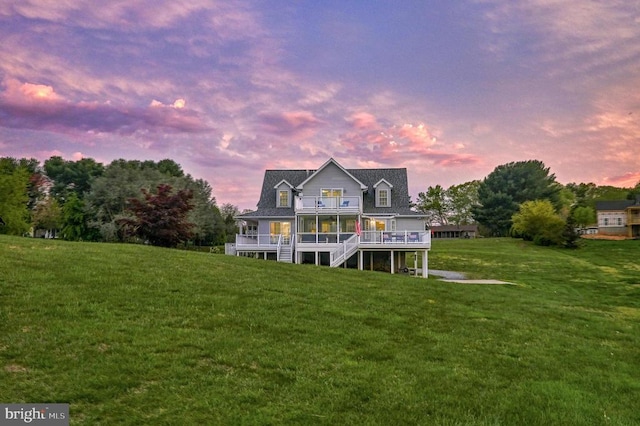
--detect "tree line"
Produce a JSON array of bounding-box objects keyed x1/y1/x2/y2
[
  {"x1": 416, "y1": 160, "x2": 640, "y2": 247},
  {"x1": 3, "y1": 156, "x2": 637, "y2": 249},
  {"x1": 0, "y1": 156, "x2": 241, "y2": 247}
]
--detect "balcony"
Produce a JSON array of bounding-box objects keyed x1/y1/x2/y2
[
  {"x1": 628, "y1": 212, "x2": 640, "y2": 225},
  {"x1": 295, "y1": 196, "x2": 360, "y2": 213}
]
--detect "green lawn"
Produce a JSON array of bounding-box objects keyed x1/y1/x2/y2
[{"x1": 1, "y1": 236, "x2": 638, "y2": 425}]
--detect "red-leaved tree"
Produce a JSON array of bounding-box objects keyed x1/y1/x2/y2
[{"x1": 122, "y1": 184, "x2": 194, "y2": 247}]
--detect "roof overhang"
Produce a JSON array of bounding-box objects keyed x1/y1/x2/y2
[{"x1": 373, "y1": 178, "x2": 394, "y2": 189}]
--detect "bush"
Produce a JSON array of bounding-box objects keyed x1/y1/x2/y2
[{"x1": 511, "y1": 200, "x2": 565, "y2": 246}]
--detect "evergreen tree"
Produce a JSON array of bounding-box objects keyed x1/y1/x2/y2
[{"x1": 473, "y1": 160, "x2": 560, "y2": 236}]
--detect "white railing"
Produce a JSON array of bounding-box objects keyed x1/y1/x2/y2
[
  {"x1": 236, "y1": 234, "x2": 283, "y2": 247},
  {"x1": 330, "y1": 234, "x2": 359, "y2": 267},
  {"x1": 297, "y1": 232, "x2": 355, "y2": 244},
  {"x1": 360, "y1": 230, "x2": 431, "y2": 246},
  {"x1": 275, "y1": 234, "x2": 283, "y2": 261},
  {"x1": 295, "y1": 196, "x2": 360, "y2": 211}
]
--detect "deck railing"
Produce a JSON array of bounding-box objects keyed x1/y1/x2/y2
[
  {"x1": 297, "y1": 232, "x2": 356, "y2": 244},
  {"x1": 236, "y1": 234, "x2": 283, "y2": 247},
  {"x1": 330, "y1": 234, "x2": 360, "y2": 267},
  {"x1": 295, "y1": 196, "x2": 360, "y2": 212},
  {"x1": 359, "y1": 230, "x2": 431, "y2": 245},
  {"x1": 237, "y1": 231, "x2": 431, "y2": 250}
]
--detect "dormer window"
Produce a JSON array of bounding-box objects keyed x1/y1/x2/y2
[
  {"x1": 373, "y1": 178, "x2": 393, "y2": 207},
  {"x1": 377, "y1": 189, "x2": 390, "y2": 207},
  {"x1": 278, "y1": 189, "x2": 290, "y2": 207},
  {"x1": 274, "y1": 180, "x2": 293, "y2": 208}
]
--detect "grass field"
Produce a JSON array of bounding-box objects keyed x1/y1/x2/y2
[{"x1": 1, "y1": 236, "x2": 639, "y2": 425}]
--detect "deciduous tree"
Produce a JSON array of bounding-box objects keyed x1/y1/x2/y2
[
  {"x1": 121, "y1": 184, "x2": 194, "y2": 248},
  {"x1": 572, "y1": 206, "x2": 596, "y2": 229},
  {"x1": 0, "y1": 158, "x2": 31, "y2": 235},
  {"x1": 415, "y1": 185, "x2": 450, "y2": 226},
  {"x1": 32, "y1": 197, "x2": 62, "y2": 236},
  {"x1": 511, "y1": 200, "x2": 564, "y2": 246}
]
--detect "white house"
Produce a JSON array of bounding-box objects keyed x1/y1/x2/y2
[{"x1": 227, "y1": 158, "x2": 431, "y2": 277}]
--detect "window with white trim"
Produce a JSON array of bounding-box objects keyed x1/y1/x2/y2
[
  {"x1": 376, "y1": 189, "x2": 390, "y2": 207},
  {"x1": 277, "y1": 189, "x2": 290, "y2": 207}
]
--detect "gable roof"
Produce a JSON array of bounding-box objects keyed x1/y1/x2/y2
[
  {"x1": 273, "y1": 179, "x2": 294, "y2": 189},
  {"x1": 238, "y1": 162, "x2": 419, "y2": 218},
  {"x1": 296, "y1": 158, "x2": 367, "y2": 190},
  {"x1": 373, "y1": 178, "x2": 394, "y2": 189}
]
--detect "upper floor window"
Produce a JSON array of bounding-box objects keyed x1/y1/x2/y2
[
  {"x1": 617, "y1": 217, "x2": 623, "y2": 226},
  {"x1": 321, "y1": 188, "x2": 343, "y2": 198},
  {"x1": 377, "y1": 189, "x2": 390, "y2": 207},
  {"x1": 278, "y1": 190, "x2": 290, "y2": 207},
  {"x1": 373, "y1": 178, "x2": 393, "y2": 207}
]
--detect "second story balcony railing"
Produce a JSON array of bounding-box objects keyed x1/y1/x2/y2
[{"x1": 295, "y1": 196, "x2": 360, "y2": 212}]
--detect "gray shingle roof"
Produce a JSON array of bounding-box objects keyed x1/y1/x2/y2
[
  {"x1": 238, "y1": 166, "x2": 420, "y2": 218},
  {"x1": 595, "y1": 200, "x2": 635, "y2": 211}
]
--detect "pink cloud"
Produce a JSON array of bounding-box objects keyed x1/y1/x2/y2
[
  {"x1": 347, "y1": 112, "x2": 379, "y2": 130},
  {"x1": 0, "y1": 79, "x2": 212, "y2": 136},
  {"x1": 259, "y1": 110, "x2": 325, "y2": 139},
  {"x1": 604, "y1": 172, "x2": 640, "y2": 188},
  {"x1": 336, "y1": 120, "x2": 479, "y2": 167},
  {"x1": 3, "y1": 79, "x2": 64, "y2": 103}
]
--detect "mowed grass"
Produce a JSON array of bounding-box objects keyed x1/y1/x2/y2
[{"x1": 1, "y1": 236, "x2": 639, "y2": 425}]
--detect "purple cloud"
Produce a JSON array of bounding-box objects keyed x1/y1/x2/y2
[
  {"x1": 258, "y1": 110, "x2": 325, "y2": 139},
  {"x1": 0, "y1": 79, "x2": 211, "y2": 136}
]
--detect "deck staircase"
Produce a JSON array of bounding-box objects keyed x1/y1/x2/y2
[
  {"x1": 278, "y1": 243, "x2": 293, "y2": 263},
  {"x1": 330, "y1": 234, "x2": 359, "y2": 267}
]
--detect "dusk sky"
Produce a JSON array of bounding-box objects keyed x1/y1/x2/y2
[{"x1": 1, "y1": 1, "x2": 639, "y2": 210}]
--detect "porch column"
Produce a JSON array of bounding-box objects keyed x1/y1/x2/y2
[
  {"x1": 422, "y1": 250, "x2": 428, "y2": 278},
  {"x1": 359, "y1": 250, "x2": 364, "y2": 271},
  {"x1": 390, "y1": 250, "x2": 395, "y2": 274}
]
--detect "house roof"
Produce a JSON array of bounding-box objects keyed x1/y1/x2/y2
[
  {"x1": 238, "y1": 162, "x2": 419, "y2": 218},
  {"x1": 595, "y1": 200, "x2": 636, "y2": 211}
]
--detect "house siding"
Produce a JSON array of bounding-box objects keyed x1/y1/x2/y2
[
  {"x1": 395, "y1": 217, "x2": 425, "y2": 231},
  {"x1": 299, "y1": 162, "x2": 362, "y2": 197}
]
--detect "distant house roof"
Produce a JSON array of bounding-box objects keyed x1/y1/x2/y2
[
  {"x1": 595, "y1": 200, "x2": 636, "y2": 211},
  {"x1": 238, "y1": 163, "x2": 419, "y2": 218}
]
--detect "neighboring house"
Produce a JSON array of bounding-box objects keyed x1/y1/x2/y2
[
  {"x1": 430, "y1": 224, "x2": 478, "y2": 239},
  {"x1": 595, "y1": 196, "x2": 640, "y2": 238},
  {"x1": 227, "y1": 158, "x2": 431, "y2": 277}
]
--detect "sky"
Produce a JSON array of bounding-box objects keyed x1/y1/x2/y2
[{"x1": 1, "y1": 0, "x2": 639, "y2": 210}]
